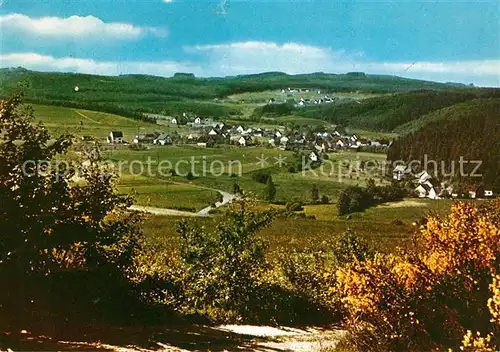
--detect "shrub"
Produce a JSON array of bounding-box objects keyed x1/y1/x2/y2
[
  {"x1": 0, "y1": 95, "x2": 140, "y2": 275},
  {"x1": 232, "y1": 182, "x2": 241, "y2": 194},
  {"x1": 321, "y1": 195, "x2": 330, "y2": 204},
  {"x1": 337, "y1": 182, "x2": 407, "y2": 215},
  {"x1": 252, "y1": 170, "x2": 271, "y2": 184},
  {"x1": 165, "y1": 201, "x2": 276, "y2": 322},
  {"x1": 336, "y1": 201, "x2": 500, "y2": 351},
  {"x1": 331, "y1": 230, "x2": 374, "y2": 267},
  {"x1": 311, "y1": 184, "x2": 320, "y2": 204},
  {"x1": 391, "y1": 219, "x2": 405, "y2": 226},
  {"x1": 286, "y1": 201, "x2": 304, "y2": 212},
  {"x1": 186, "y1": 171, "x2": 195, "y2": 180},
  {"x1": 337, "y1": 186, "x2": 373, "y2": 215},
  {"x1": 265, "y1": 176, "x2": 276, "y2": 202},
  {"x1": 279, "y1": 231, "x2": 373, "y2": 320}
]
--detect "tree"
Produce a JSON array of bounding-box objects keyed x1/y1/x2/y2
[
  {"x1": 216, "y1": 192, "x2": 224, "y2": 204},
  {"x1": 265, "y1": 176, "x2": 277, "y2": 202},
  {"x1": 174, "y1": 201, "x2": 275, "y2": 317},
  {"x1": 0, "y1": 95, "x2": 140, "y2": 274},
  {"x1": 232, "y1": 182, "x2": 241, "y2": 194},
  {"x1": 311, "y1": 184, "x2": 320, "y2": 204}
]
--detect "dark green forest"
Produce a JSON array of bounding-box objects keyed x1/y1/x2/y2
[
  {"x1": 0, "y1": 68, "x2": 470, "y2": 118},
  {"x1": 298, "y1": 89, "x2": 500, "y2": 132},
  {"x1": 387, "y1": 98, "x2": 500, "y2": 190}
]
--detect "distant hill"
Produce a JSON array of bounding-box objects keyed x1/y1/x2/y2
[
  {"x1": 0, "y1": 67, "x2": 469, "y2": 117},
  {"x1": 387, "y1": 98, "x2": 500, "y2": 190},
  {"x1": 298, "y1": 89, "x2": 500, "y2": 132}
]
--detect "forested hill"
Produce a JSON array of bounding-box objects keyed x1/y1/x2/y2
[
  {"x1": 387, "y1": 98, "x2": 500, "y2": 190},
  {"x1": 0, "y1": 68, "x2": 470, "y2": 114},
  {"x1": 297, "y1": 89, "x2": 500, "y2": 132},
  {"x1": 0, "y1": 68, "x2": 462, "y2": 101}
]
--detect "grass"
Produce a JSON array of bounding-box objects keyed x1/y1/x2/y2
[
  {"x1": 117, "y1": 183, "x2": 218, "y2": 211},
  {"x1": 140, "y1": 199, "x2": 460, "y2": 259},
  {"x1": 271, "y1": 115, "x2": 331, "y2": 127},
  {"x1": 140, "y1": 198, "x2": 482, "y2": 265},
  {"x1": 104, "y1": 145, "x2": 390, "y2": 208},
  {"x1": 31, "y1": 104, "x2": 154, "y2": 140},
  {"x1": 303, "y1": 198, "x2": 453, "y2": 222}
]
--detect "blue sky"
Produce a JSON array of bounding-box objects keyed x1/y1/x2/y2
[{"x1": 1, "y1": 0, "x2": 499, "y2": 86}]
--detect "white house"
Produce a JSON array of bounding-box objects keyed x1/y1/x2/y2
[
  {"x1": 393, "y1": 165, "x2": 408, "y2": 181},
  {"x1": 275, "y1": 131, "x2": 282, "y2": 138},
  {"x1": 197, "y1": 142, "x2": 207, "y2": 148},
  {"x1": 335, "y1": 139, "x2": 346, "y2": 148},
  {"x1": 208, "y1": 129, "x2": 218, "y2": 136},
  {"x1": 107, "y1": 131, "x2": 124, "y2": 144},
  {"x1": 416, "y1": 171, "x2": 432, "y2": 184},
  {"x1": 253, "y1": 128, "x2": 263, "y2": 137},
  {"x1": 154, "y1": 133, "x2": 172, "y2": 146},
  {"x1": 170, "y1": 117, "x2": 178, "y2": 125},
  {"x1": 415, "y1": 182, "x2": 438, "y2": 199},
  {"x1": 309, "y1": 151, "x2": 319, "y2": 162},
  {"x1": 236, "y1": 125, "x2": 245, "y2": 134},
  {"x1": 268, "y1": 138, "x2": 276, "y2": 146},
  {"x1": 194, "y1": 117, "x2": 202, "y2": 125},
  {"x1": 280, "y1": 136, "x2": 289, "y2": 145},
  {"x1": 238, "y1": 136, "x2": 252, "y2": 147}
]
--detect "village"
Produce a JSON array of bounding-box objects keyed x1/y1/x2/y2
[{"x1": 98, "y1": 111, "x2": 495, "y2": 203}]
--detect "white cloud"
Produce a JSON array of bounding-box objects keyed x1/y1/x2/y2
[
  {"x1": 0, "y1": 13, "x2": 167, "y2": 40},
  {"x1": 188, "y1": 42, "x2": 346, "y2": 75},
  {"x1": 163, "y1": 0, "x2": 173, "y2": 3},
  {"x1": 187, "y1": 41, "x2": 500, "y2": 86},
  {"x1": 0, "y1": 53, "x2": 201, "y2": 77}
]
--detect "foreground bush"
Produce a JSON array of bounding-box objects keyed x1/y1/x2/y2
[
  {"x1": 158, "y1": 201, "x2": 276, "y2": 321},
  {"x1": 279, "y1": 231, "x2": 374, "y2": 320},
  {"x1": 337, "y1": 201, "x2": 500, "y2": 351},
  {"x1": 0, "y1": 95, "x2": 140, "y2": 274},
  {"x1": 0, "y1": 95, "x2": 144, "y2": 331}
]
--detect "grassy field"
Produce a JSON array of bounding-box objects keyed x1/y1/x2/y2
[
  {"x1": 31, "y1": 104, "x2": 202, "y2": 141},
  {"x1": 31, "y1": 104, "x2": 154, "y2": 140},
  {"x1": 139, "y1": 198, "x2": 461, "y2": 259},
  {"x1": 104, "y1": 144, "x2": 389, "y2": 206},
  {"x1": 30, "y1": 104, "x2": 390, "y2": 210},
  {"x1": 117, "y1": 182, "x2": 218, "y2": 211}
]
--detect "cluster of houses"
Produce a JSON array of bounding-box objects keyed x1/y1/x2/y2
[
  {"x1": 105, "y1": 123, "x2": 389, "y2": 156},
  {"x1": 295, "y1": 96, "x2": 337, "y2": 107},
  {"x1": 393, "y1": 166, "x2": 495, "y2": 200},
  {"x1": 106, "y1": 131, "x2": 172, "y2": 146},
  {"x1": 276, "y1": 88, "x2": 338, "y2": 107}
]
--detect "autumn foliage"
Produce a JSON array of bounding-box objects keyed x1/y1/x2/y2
[{"x1": 337, "y1": 201, "x2": 500, "y2": 351}]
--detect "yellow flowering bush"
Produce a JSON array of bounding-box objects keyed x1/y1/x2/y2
[
  {"x1": 489, "y1": 275, "x2": 500, "y2": 325},
  {"x1": 337, "y1": 201, "x2": 500, "y2": 351}
]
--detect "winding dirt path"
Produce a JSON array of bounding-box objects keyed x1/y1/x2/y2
[{"x1": 128, "y1": 183, "x2": 239, "y2": 217}]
